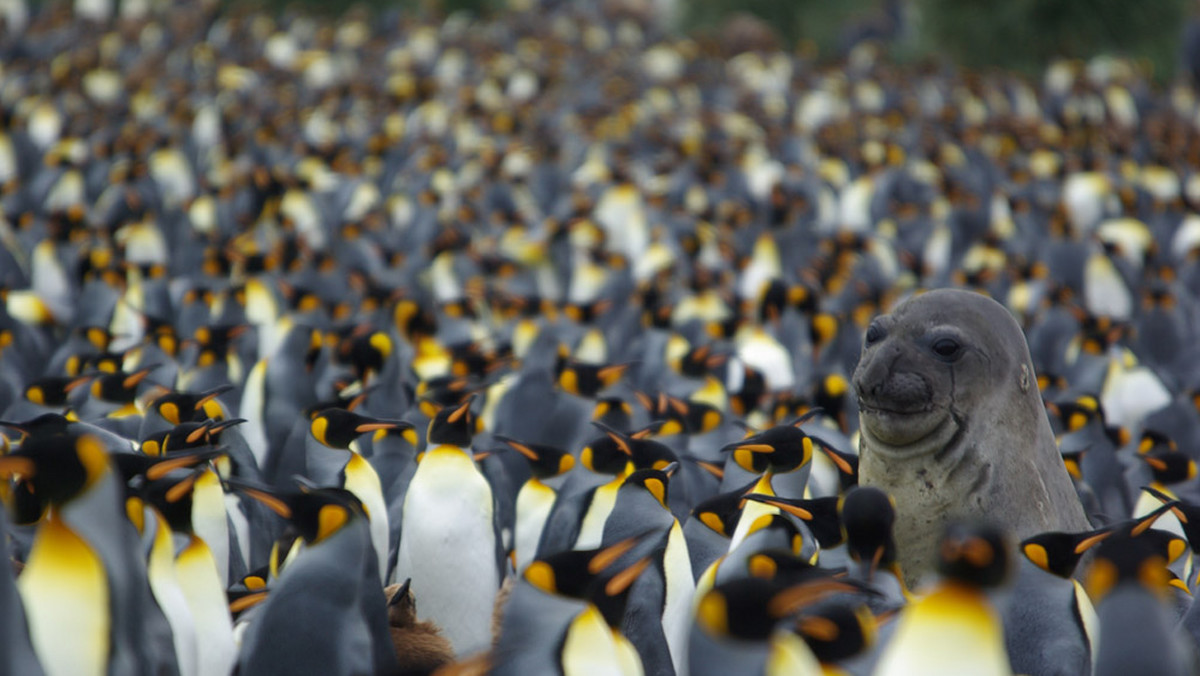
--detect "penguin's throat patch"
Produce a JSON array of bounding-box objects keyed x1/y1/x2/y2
[{"x1": 858, "y1": 402, "x2": 958, "y2": 458}]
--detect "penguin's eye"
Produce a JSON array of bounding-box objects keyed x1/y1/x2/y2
[
  {"x1": 931, "y1": 338, "x2": 962, "y2": 361},
  {"x1": 864, "y1": 321, "x2": 885, "y2": 346}
]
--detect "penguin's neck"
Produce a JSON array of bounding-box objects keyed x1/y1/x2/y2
[{"x1": 307, "y1": 446, "x2": 353, "y2": 485}]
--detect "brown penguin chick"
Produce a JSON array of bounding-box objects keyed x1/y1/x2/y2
[{"x1": 385, "y1": 580, "x2": 455, "y2": 675}]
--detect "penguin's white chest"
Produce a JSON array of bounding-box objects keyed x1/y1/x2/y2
[
  {"x1": 397, "y1": 446, "x2": 499, "y2": 658},
  {"x1": 514, "y1": 479, "x2": 556, "y2": 574}
]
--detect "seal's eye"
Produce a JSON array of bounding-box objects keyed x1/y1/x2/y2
[
  {"x1": 865, "y1": 321, "x2": 885, "y2": 346},
  {"x1": 931, "y1": 338, "x2": 962, "y2": 360}
]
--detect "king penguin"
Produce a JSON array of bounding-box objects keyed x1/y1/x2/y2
[
  {"x1": 1086, "y1": 529, "x2": 1194, "y2": 676},
  {"x1": 0, "y1": 431, "x2": 179, "y2": 676},
  {"x1": 233, "y1": 482, "x2": 399, "y2": 676},
  {"x1": 689, "y1": 574, "x2": 859, "y2": 676},
  {"x1": 396, "y1": 396, "x2": 504, "y2": 658},
  {"x1": 139, "y1": 465, "x2": 238, "y2": 676},
  {"x1": 599, "y1": 465, "x2": 695, "y2": 676},
  {"x1": 495, "y1": 434, "x2": 576, "y2": 574},
  {"x1": 873, "y1": 521, "x2": 1013, "y2": 676},
  {"x1": 493, "y1": 536, "x2": 657, "y2": 676},
  {"x1": 306, "y1": 406, "x2": 408, "y2": 583}
]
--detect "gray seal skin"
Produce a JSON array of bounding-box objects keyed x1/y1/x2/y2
[{"x1": 854, "y1": 288, "x2": 1090, "y2": 586}]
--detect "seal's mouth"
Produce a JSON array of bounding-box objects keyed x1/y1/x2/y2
[{"x1": 858, "y1": 399, "x2": 957, "y2": 454}]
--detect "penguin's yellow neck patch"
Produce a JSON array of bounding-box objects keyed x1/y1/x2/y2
[
  {"x1": 310, "y1": 416, "x2": 330, "y2": 446},
  {"x1": 159, "y1": 402, "x2": 181, "y2": 425},
  {"x1": 316, "y1": 504, "x2": 349, "y2": 543},
  {"x1": 76, "y1": 435, "x2": 111, "y2": 490},
  {"x1": 696, "y1": 591, "x2": 728, "y2": 636},
  {"x1": 525, "y1": 560, "x2": 557, "y2": 593}
]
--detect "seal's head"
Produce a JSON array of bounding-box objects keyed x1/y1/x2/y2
[{"x1": 853, "y1": 288, "x2": 1034, "y2": 460}]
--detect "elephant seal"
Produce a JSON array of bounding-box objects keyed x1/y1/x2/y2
[{"x1": 854, "y1": 288, "x2": 1090, "y2": 586}]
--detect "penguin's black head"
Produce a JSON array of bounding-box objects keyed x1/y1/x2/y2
[
  {"x1": 525, "y1": 548, "x2": 603, "y2": 599},
  {"x1": 526, "y1": 536, "x2": 662, "y2": 628},
  {"x1": 696, "y1": 575, "x2": 861, "y2": 641},
  {"x1": 558, "y1": 361, "x2": 627, "y2": 398},
  {"x1": 622, "y1": 466, "x2": 673, "y2": 510},
  {"x1": 1, "y1": 413, "x2": 71, "y2": 439},
  {"x1": 676, "y1": 344, "x2": 724, "y2": 379},
  {"x1": 1086, "y1": 529, "x2": 1188, "y2": 602},
  {"x1": 793, "y1": 602, "x2": 876, "y2": 664},
  {"x1": 592, "y1": 397, "x2": 634, "y2": 429},
  {"x1": 0, "y1": 433, "x2": 110, "y2": 514},
  {"x1": 648, "y1": 393, "x2": 723, "y2": 436},
  {"x1": 152, "y1": 385, "x2": 232, "y2": 425},
  {"x1": 22, "y1": 375, "x2": 91, "y2": 407},
  {"x1": 192, "y1": 324, "x2": 247, "y2": 367},
  {"x1": 744, "y1": 548, "x2": 825, "y2": 583},
  {"x1": 335, "y1": 327, "x2": 393, "y2": 379},
  {"x1": 287, "y1": 486, "x2": 364, "y2": 545},
  {"x1": 743, "y1": 495, "x2": 844, "y2": 550},
  {"x1": 1046, "y1": 395, "x2": 1106, "y2": 435},
  {"x1": 627, "y1": 435, "x2": 678, "y2": 472},
  {"x1": 89, "y1": 367, "x2": 156, "y2": 404},
  {"x1": 311, "y1": 408, "x2": 411, "y2": 450},
  {"x1": 74, "y1": 351, "x2": 124, "y2": 377},
  {"x1": 1140, "y1": 449, "x2": 1196, "y2": 486},
  {"x1": 495, "y1": 436, "x2": 574, "y2": 479},
  {"x1": 141, "y1": 468, "x2": 207, "y2": 533},
  {"x1": 689, "y1": 480, "x2": 756, "y2": 537},
  {"x1": 840, "y1": 486, "x2": 897, "y2": 566},
  {"x1": 1021, "y1": 528, "x2": 1109, "y2": 579},
  {"x1": 581, "y1": 430, "x2": 634, "y2": 476},
  {"x1": 936, "y1": 521, "x2": 1011, "y2": 589},
  {"x1": 232, "y1": 480, "x2": 364, "y2": 546},
  {"x1": 426, "y1": 396, "x2": 480, "y2": 447},
  {"x1": 140, "y1": 419, "x2": 237, "y2": 457},
  {"x1": 724, "y1": 424, "x2": 812, "y2": 474}
]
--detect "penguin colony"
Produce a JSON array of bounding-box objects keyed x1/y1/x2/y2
[{"x1": 4, "y1": 1, "x2": 1200, "y2": 675}]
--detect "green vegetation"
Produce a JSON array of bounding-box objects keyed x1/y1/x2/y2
[
  {"x1": 680, "y1": 0, "x2": 1191, "y2": 81},
  {"x1": 221, "y1": 0, "x2": 1193, "y2": 81},
  {"x1": 917, "y1": 0, "x2": 1190, "y2": 80}
]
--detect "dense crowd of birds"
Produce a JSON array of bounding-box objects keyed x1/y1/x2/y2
[{"x1": 6, "y1": 0, "x2": 1200, "y2": 675}]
